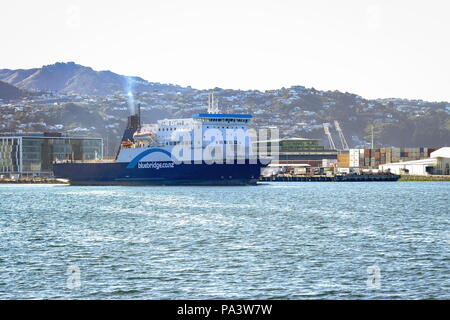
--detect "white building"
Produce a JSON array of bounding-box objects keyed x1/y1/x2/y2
[
  {"x1": 379, "y1": 147, "x2": 450, "y2": 175},
  {"x1": 430, "y1": 147, "x2": 450, "y2": 175}
]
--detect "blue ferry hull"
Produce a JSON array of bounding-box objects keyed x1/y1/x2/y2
[{"x1": 53, "y1": 161, "x2": 264, "y2": 186}]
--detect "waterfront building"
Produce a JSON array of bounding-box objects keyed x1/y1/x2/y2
[
  {"x1": 256, "y1": 137, "x2": 338, "y2": 173},
  {"x1": 0, "y1": 132, "x2": 103, "y2": 177}
]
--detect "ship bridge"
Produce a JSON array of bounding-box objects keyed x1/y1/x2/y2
[{"x1": 192, "y1": 113, "x2": 252, "y2": 124}]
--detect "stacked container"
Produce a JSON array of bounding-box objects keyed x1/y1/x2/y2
[
  {"x1": 364, "y1": 149, "x2": 371, "y2": 167},
  {"x1": 351, "y1": 147, "x2": 433, "y2": 168},
  {"x1": 349, "y1": 149, "x2": 363, "y2": 167},
  {"x1": 391, "y1": 148, "x2": 401, "y2": 163},
  {"x1": 337, "y1": 152, "x2": 350, "y2": 167}
]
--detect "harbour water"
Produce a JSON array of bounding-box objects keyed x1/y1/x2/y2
[{"x1": 0, "y1": 182, "x2": 449, "y2": 299}]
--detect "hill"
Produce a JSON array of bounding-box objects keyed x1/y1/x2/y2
[
  {"x1": 0, "y1": 62, "x2": 184, "y2": 95},
  {"x1": 0, "y1": 81, "x2": 25, "y2": 100},
  {"x1": 1, "y1": 63, "x2": 449, "y2": 151}
]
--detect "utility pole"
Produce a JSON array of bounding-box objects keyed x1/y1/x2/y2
[
  {"x1": 105, "y1": 131, "x2": 108, "y2": 158},
  {"x1": 371, "y1": 124, "x2": 374, "y2": 149}
]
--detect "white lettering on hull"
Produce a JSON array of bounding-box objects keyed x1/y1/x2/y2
[{"x1": 137, "y1": 162, "x2": 175, "y2": 169}]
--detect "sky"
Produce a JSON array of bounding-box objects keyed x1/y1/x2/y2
[{"x1": 1, "y1": 0, "x2": 449, "y2": 101}]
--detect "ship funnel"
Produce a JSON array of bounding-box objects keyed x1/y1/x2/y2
[{"x1": 121, "y1": 104, "x2": 141, "y2": 143}]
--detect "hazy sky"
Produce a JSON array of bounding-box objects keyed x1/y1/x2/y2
[{"x1": 1, "y1": 0, "x2": 449, "y2": 101}]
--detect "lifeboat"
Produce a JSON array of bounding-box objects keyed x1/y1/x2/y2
[
  {"x1": 121, "y1": 141, "x2": 134, "y2": 148},
  {"x1": 133, "y1": 131, "x2": 154, "y2": 140}
]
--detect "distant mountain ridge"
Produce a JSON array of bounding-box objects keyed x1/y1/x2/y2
[
  {"x1": 1, "y1": 62, "x2": 449, "y2": 149},
  {"x1": 0, "y1": 62, "x2": 182, "y2": 95}
]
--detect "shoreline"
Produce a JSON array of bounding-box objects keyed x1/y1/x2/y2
[
  {"x1": 2, "y1": 175, "x2": 449, "y2": 185},
  {"x1": 0, "y1": 179, "x2": 69, "y2": 184}
]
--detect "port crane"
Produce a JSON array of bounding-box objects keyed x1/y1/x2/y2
[
  {"x1": 323, "y1": 123, "x2": 336, "y2": 150},
  {"x1": 334, "y1": 120, "x2": 349, "y2": 150}
]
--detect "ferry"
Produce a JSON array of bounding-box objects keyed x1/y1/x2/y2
[{"x1": 53, "y1": 94, "x2": 268, "y2": 185}]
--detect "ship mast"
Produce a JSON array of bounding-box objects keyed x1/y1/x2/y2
[{"x1": 207, "y1": 92, "x2": 219, "y2": 114}]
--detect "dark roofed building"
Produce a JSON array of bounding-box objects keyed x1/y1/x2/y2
[{"x1": 255, "y1": 137, "x2": 338, "y2": 168}]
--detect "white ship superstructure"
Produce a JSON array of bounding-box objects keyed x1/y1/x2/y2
[{"x1": 116, "y1": 93, "x2": 255, "y2": 164}]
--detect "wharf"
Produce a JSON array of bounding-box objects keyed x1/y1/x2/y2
[
  {"x1": 260, "y1": 174, "x2": 400, "y2": 182},
  {"x1": 399, "y1": 175, "x2": 450, "y2": 181},
  {"x1": 0, "y1": 178, "x2": 68, "y2": 184}
]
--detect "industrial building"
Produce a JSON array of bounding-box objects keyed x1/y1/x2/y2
[
  {"x1": 0, "y1": 133, "x2": 103, "y2": 178},
  {"x1": 379, "y1": 148, "x2": 450, "y2": 175},
  {"x1": 256, "y1": 137, "x2": 338, "y2": 174}
]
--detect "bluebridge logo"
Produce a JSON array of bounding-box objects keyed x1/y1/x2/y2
[
  {"x1": 137, "y1": 162, "x2": 175, "y2": 169},
  {"x1": 126, "y1": 148, "x2": 172, "y2": 169}
]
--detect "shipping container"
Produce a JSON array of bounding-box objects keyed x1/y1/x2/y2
[{"x1": 337, "y1": 153, "x2": 350, "y2": 167}]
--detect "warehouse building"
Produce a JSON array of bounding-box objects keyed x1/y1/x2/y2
[
  {"x1": 379, "y1": 148, "x2": 450, "y2": 175},
  {"x1": 0, "y1": 132, "x2": 103, "y2": 177}
]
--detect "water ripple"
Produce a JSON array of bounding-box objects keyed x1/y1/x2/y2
[{"x1": 0, "y1": 182, "x2": 449, "y2": 299}]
